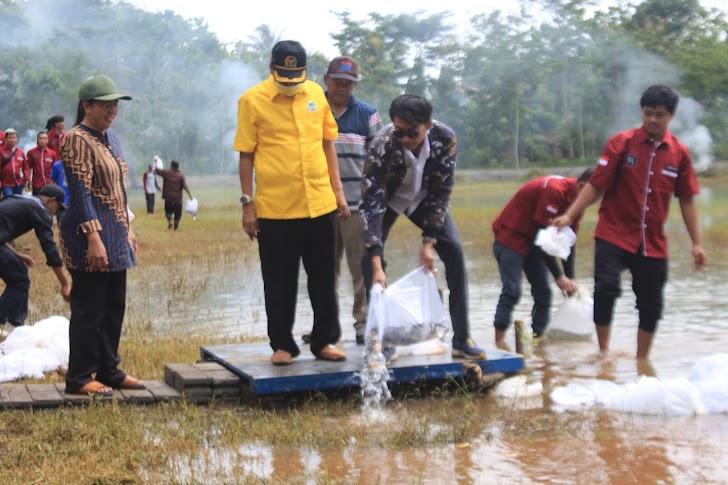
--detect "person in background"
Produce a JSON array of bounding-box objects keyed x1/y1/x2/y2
[
  {"x1": 234, "y1": 40, "x2": 350, "y2": 365},
  {"x1": 60, "y1": 74, "x2": 143, "y2": 397},
  {"x1": 50, "y1": 159, "x2": 69, "y2": 207},
  {"x1": 492, "y1": 168, "x2": 594, "y2": 348},
  {"x1": 27, "y1": 132, "x2": 58, "y2": 196},
  {"x1": 46, "y1": 115, "x2": 65, "y2": 157},
  {"x1": 0, "y1": 184, "x2": 71, "y2": 339},
  {"x1": 302, "y1": 56, "x2": 383, "y2": 346},
  {"x1": 1, "y1": 129, "x2": 27, "y2": 197},
  {"x1": 553, "y1": 84, "x2": 707, "y2": 360},
  {"x1": 142, "y1": 163, "x2": 161, "y2": 214},
  {"x1": 360, "y1": 94, "x2": 485, "y2": 363},
  {"x1": 0, "y1": 129, "x2": 5, "y2": 150},
  {"x1": 155, "y1": 160, "x2": 192, "y2": 230}
]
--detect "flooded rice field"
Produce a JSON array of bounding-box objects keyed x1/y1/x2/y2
[{"x1": 132, "y1": 183, "x2": 728, "y2": 483}]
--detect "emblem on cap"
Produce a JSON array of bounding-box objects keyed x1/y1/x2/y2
[{"x1": 284, "y1": 56, "x2": 298, "y2": 68}]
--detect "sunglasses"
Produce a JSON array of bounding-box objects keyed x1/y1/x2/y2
[{"x1": 392, "y1": 127, "x2": 422, "y2": 139}]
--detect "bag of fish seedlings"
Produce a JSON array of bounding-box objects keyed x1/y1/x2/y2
[
  {"x1": 547, "y1": 285, "x2": 594, "y2": 340},
  {"x1": 365, "y1": 266, "x2": 448, "y2": 347}
]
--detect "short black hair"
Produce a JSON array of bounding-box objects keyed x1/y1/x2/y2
[
  {"x1": 46, "y1": 115, "x2": 64, "y2": 130},
  {"x1": 37, "y1": 131, "x2": 47, "y2": 138},
  {"x1": 389, "y1": 94, "x2": 432, "y2": 126},
  {"x1": 640, "y1": 85, "x2": 679, "y2": 114},
  {"x1": 577, "y1": 167, "x2": 595, "y2": 184},
  {"x1": 171, "y1": 160, "x2": 180, "y2": 170}
]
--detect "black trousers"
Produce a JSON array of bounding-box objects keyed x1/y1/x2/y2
[
  {"x1": 164, "y1": 200, "x2": 183, "y2": 229},
  {"x1": 0, "y1": 245, "x2": 30, "y2": 326},
  {"x1": 66, "y1": 270, "x2": 128, "y2": 391},
  {"x1": 594, "y1": 239, "x2": 667, "y2": 333},
  {"x1": 257, "y1": 212, "x2": 340, "y2": 357},
  {"x1": 145, "y1": 193, "x2": 155, "y2": 214}
]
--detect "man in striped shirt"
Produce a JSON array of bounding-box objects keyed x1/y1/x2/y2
[{"x1": 304, "y1": 56, "x2": 383, "y2": 345}]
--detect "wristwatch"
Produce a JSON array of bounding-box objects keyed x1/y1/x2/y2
[{"x1": 240, "y1": 194, "x2": 253, "y2": 206}]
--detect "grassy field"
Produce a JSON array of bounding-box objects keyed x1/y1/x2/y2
[{"x1": 1, "y1": 172, "x2": 726, "y2": 483}]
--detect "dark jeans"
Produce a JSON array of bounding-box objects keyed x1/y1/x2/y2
[
  {"x1": 2, "y1": 185, "x2": 23, "y2": 197},
  {"x1": 493, "y1": 240, "x2": 552, "y2": 335},
  {"x1": 0, "y1": 245, "x2": 30, "y2": 326},
  {"x1": 362, "y1": 204, "x2": 471, "y2": 341},
  {"x1": 66, "y1": 270, "x2": 128, "y2": 391},
  {"x1": 257, "y1": 212, "x2": 340, "y2": 357},
  {"x1": 594, "y1": 239, "x2": 667, "y2": 333},
  {"x1": 164, "y1": 200, "x2": 183, "y2": 229},
  {"x1": 145, "y1": 193, "x2": 155, "y2": 214}
]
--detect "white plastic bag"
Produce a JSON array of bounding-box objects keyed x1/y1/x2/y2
[
  {"x1": 547, "y1": 285, "x2": 593, "y2": 339},
  {"x1": 365, "y1": 266, "x2": 448, "y2": 346},
  {"x1": 185, "y1": 198, "x2": 198, "y2": 217},
  {"x1": 153, "y1": 155, "x2": 164, "y2": 170},
  {"x1": 535, "y1": 226, "x2": 576, "y2": 259}
]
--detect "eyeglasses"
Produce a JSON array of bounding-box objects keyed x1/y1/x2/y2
[
  {"x1": 392, "y1": 127, "x2": 422, "y2": 139},
  {"x1": 96, "y1": 100, "x2": 119, "y2": 112}
]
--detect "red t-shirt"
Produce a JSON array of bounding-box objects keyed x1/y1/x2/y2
[
  {"x1": 0, "y1": 146, "x2": 27, "y2": 187},
  {"x1": 493, "y1": 175, "x2": 581, "y2": 255},
  {"x1": 26, "y1": 146, "x2": 58, "y2": 189},
  {"x1": 0, "y1": 131, "x2": 5, "y2": 149},
  {"x1": 47, "y1": 129, "x2": 65, "y2": 157},
  {"x1": 590, "y1": 126, "x2": 699, "y2": 258}
]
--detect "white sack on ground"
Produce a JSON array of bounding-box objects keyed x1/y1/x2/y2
[
  {"x1": 365, "y1": 266, "x2": 448, "y2": 347},
  {"x1": 493, "y1": 374, "x2": 544, "y2": 399},
  {"x1": 550, "y1": 353, "x2": 728, "y2": 416},
  {"x1": 0, "y1": 316, "x2": 69, "y2": 383},
  {"x1": 535, "y1": 226, "x2": 576, "y2": 260}
]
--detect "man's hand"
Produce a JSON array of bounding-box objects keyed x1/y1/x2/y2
[
  {"x1": 335, "y1": 191, "x2": 350, "y2": 220},
  {"x1": 371, "y1": 255, "x2": 386, "y2": 287},
  {"x1": 552, "y1": 214, "x2": 573, "y2": 230},
  {"x1": 555, "y1": 275, "x2": 577, "y2": 296},
  {"x1": 60, "y1": 282, "x2": 71, "y2": 302},
  {"x1": 692, "y1": 244, "x2": 707, "y2": 270},
  {"x1": 242, "y1": 202, "x2": 258, "y2": 240},
  {"x1": 419, "y1": 241, "x2": 436, "y2": 272},
  {"x1": 17, "y1": 252, "x2": 35, "y2": 268}
]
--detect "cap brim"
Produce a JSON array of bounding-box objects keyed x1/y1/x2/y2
[
  {"x1": 273, "y1": 67, "x2": 306, "y2": 84},
  {"x1": 327, "y1": 72, "x2": 360, "y2": 82},
  {"x1": 93, "y1": 93, "x2": 133, "y2": 101},
  {"x1": 57, "y1": 201, "x2": 67, "y2": 211}
]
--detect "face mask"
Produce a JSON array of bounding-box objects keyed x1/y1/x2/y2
[{"x1": 275, "y1": 81, "x2": 303, "y2": 97}]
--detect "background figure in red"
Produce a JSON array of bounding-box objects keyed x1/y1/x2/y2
[
  {"x1": 27, "y1": 132, "x2": 58, "y2": 196},
  {"x1": 45, "y1": 115, "x2": 65, "y2": 157},
  {"x1": 1, "y1": 129, "x2": 27, "y2": 197}
]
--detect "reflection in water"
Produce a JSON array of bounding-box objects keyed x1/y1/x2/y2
[{"x1": 135, "y1": 190, "x2": 728, "y2": 483}]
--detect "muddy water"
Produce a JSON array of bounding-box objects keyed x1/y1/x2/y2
[{"x1": 140, "y1": 186, "x2": 728, "y2": 483}]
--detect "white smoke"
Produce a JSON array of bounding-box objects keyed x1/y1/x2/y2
[{"x1": 670, "y1": 97, "x2": 714, "y2": 172}]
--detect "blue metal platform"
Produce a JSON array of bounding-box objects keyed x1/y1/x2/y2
[{"x1": 200, "y1": 341, "x2": 524, "y2": 395}]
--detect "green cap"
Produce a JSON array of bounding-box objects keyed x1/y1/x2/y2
[{"x1": 78, "y1": 75, "x2": 132, "y2": 101}]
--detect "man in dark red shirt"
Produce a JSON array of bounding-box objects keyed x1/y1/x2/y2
[
  {"x1": 155, "y1": 160, "x2": 192, "y2": 231},
  {"x1": 1, "y1": 129, "x2": 27, "y2": 197},
  {"x1": 554, "y1": 85, "x2": 707, "y2": 360},
  {"x1": 492, "y1": 169, "x2": 593, "y2": 347},
  {"x1": 45, "y1": 115, "x2": 65, "y2": 157},
  {"x1": 27, "y1": 132, "x2": 58, "y2": 195}
]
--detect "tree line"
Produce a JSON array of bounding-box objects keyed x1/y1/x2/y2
[{"x1": 1, "y1": 0, "x2": 726, "y2": 176}]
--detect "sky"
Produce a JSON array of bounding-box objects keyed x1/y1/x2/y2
[
  {"x1": 126, "y1": 0, "x2": 523, "y2": 57},
  {"x1": 127, "y1": 0, "x2": 727, "y2": 59}
]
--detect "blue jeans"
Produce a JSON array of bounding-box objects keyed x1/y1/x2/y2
[
  {"x1": 2, "y1": 185, "x2": 24, "y2": 197},
  {"x1": 493, "y1": 240, "x2": 552, "y2": 336},
  {"x1": 0, "y1": 245, "x2": 30, "y2": 326}
]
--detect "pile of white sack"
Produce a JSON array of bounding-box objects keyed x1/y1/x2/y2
[
  {"x1": 0, "y1": 316, "x2": 69, "y2": 383},
  {"x1": 549, "y1": 353, "x2": 728, "y2": 416}
]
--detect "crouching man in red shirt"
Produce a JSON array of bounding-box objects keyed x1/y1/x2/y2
[{"x1": 553, "y1": 85, "x2": 707, "y2": 360}]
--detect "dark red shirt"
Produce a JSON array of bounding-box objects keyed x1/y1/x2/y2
[
  {"x1": 27, "y1": 146, "x2": 58, "y2": 190},
  {"x1": 590, "y1": 126, "x2": 699, "y2": 258},
  {"x1": 1, "y1": 146, "x2": 27, "y2": 187},
  {"x1": 47, "y1": 129, "x2": 65, "y2": 157},
  {"x1": 493, "y1": 175, "x2": 581, "y2": 255},
  {"x1": 0, "y1": 131, "x2": 5, "y2": 149}
]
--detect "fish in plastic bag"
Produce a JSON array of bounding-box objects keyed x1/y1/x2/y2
[
  {"x1": 365, "y1": 266, "x2": 448, "y2": 347},
  {"x1": 546, "y1": 285, "x2": 594, "y2": 340}
]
